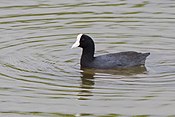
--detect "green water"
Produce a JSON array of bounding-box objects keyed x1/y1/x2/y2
[{"x1": 0, "y1": 0, "x2": 175, "y2": 117}]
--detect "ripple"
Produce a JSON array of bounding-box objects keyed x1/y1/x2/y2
[{"x1": 0, "y1": 0, "x2": 175, "y2": 116}]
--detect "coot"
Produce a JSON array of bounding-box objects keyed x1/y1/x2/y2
[{"x1": 72, "y1": 34, "x2": 150, "y2": 69}]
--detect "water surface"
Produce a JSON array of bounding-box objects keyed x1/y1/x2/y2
[{"x1": 0, "y1": 0, "x2": 175, "y2": 117}]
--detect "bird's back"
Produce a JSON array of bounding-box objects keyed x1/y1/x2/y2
[{"x1": 89, "y1": 51, "x2": 150, "y2": 69}]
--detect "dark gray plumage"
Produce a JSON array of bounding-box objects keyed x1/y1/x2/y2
[{"x1": 72, "y1": 34, "x2": 150, "y2": 69}]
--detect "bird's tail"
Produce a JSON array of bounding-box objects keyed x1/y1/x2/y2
[{"x1": 140, "y1": 52, "x2": 150, "y2": 65}]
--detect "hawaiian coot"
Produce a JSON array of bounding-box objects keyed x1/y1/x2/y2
[{"x1": 72, "y1": 34, "x2": 150, "y2": 69}]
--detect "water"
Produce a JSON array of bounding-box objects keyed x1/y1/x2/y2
[{"x1": 0, "y1": 0, "x2": 175, "y2": 116}]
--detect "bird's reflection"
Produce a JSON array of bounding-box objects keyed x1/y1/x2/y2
[
  {"x1": 80, "y1": 69, "x2": 95, "y2": 87},
  {"x1": 77, "y1": 69, "x2": 95, "y2": 100},
  {"x1": 78, "y1": 66, "x2": 148, "y2": 100}
]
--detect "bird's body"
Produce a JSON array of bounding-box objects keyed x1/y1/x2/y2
[
  {"x1": 81, "y1": 51, "x2": 150, "y2": 69},
  {"x1": 72, "y1": 34, "x2": 150, "y2": 69}
]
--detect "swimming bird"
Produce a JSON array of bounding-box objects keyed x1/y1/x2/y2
[{"x1": 72, "y1": 34, "x2": 150, "y2": 69}]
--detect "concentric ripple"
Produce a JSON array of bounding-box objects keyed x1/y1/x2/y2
[{"x1": 0, "y1": 0, "x2": 175, "y2": 117}]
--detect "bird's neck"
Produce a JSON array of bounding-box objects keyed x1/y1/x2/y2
[{"x1": 81, "y1": 46, "x2": 95, "y2": 66}]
